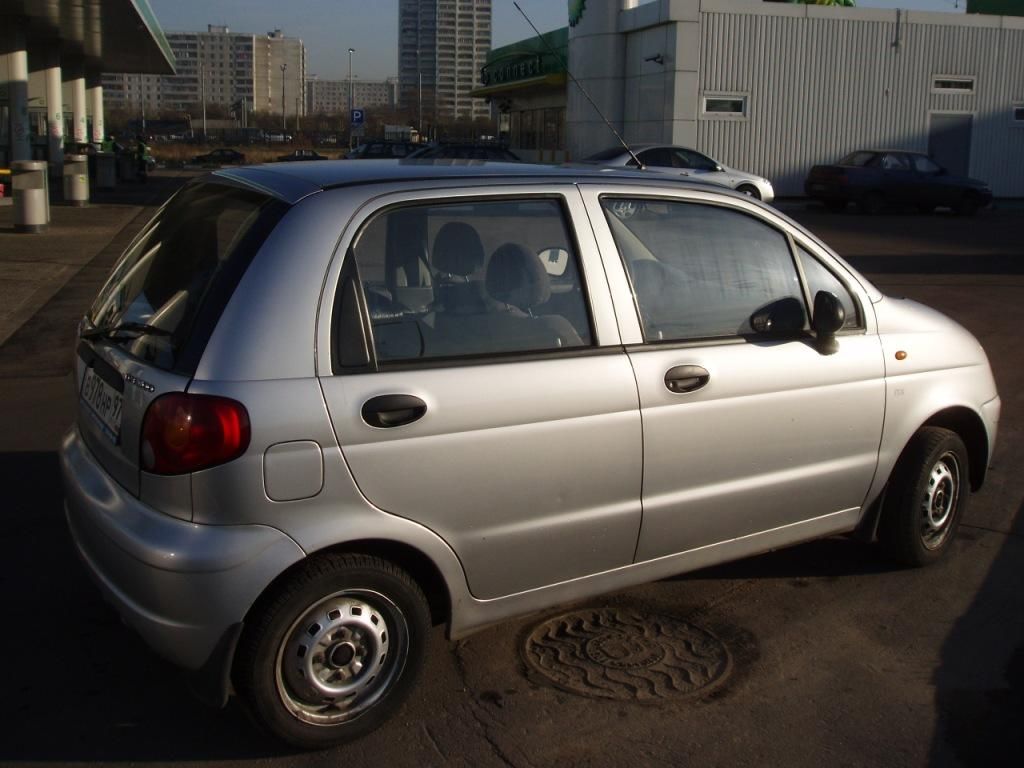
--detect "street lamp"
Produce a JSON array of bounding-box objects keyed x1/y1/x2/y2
[
  {"x1": 280, "y1": 62, "x2": 287, "y2": 132},
  {"x1": 348, "y1": 48, "x2": 355, "y2": 150}
]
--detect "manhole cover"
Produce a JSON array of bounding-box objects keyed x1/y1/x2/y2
[{"x1": 522, "y1": 607, "x2": 730, "y2": 701}]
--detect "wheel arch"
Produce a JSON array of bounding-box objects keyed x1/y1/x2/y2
[
  {"x1": 922, "y1": 406, "x2": 989, "y2": 491},
  {"x1": 242, "y1": 538, "x2": 453, "y2": 631}
]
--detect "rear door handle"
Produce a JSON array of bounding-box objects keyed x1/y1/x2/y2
[
  {"x1": 361, "y1": 394, "x2": 427, "y2": 428},
  {"x1": 664, "y1": 365, "x2": 710, "y2": 394}
]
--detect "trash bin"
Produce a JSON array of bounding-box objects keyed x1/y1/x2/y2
[
  {"x1": 95, "y1": 151, "x2": 116, "y2": 189},
  {"x1": 12, "y1": 160, "x2": 50, "y2": 233},
  {"x1": 63, "y1": 154, "x2": 89, "y2": 206},
  {"x1": 117, "y1": 152, "x2": 136, "y2": 182}
]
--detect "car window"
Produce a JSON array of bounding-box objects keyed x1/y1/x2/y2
[
  {"x1": 346, "y1": 198, "x2": 593, "y2": 364},
  {"x1": 675, "y1": 149, "x2": 718, "y2": 171},
  {"x1": 639, "y1": 148, "x2": 675, "y2": 168},
  {"x1": 88, "y1": 182, "x2": 284, "y2": 374},
  {"x1": 796, "y1": 246, "x2": 861, "y2": 330},
  {"x1": 601, "y1": 199, "x2": 805, "y2": 342},
  {"x1": 911, "y1": 155, "x2": 942, "y2": 174},
  {"x1": 881, "y1": 153, "x2": 911, "y2": 171},
  {"x1": 840, "y1": 151, "x2": 877, "y2": 167}
]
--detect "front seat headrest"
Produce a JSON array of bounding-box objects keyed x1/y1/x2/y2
[
  {"x1": 486, "y1": 243, "x2": 551, "y2": 311},
  {"x1": 432, "y1": 222, "x2": 485, "y2": 277}
]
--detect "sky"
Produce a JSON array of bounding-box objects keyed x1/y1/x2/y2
[{"x1": 148, "y1": 0, "x2": 968, "y2": 82}]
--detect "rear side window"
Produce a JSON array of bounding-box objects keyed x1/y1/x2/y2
[
  {"x1": 88, "y1": 182, "x2": 284, "y2": 374},
  {"x1": 345, "y1": 198, "x2": 593, "y2": 365}
]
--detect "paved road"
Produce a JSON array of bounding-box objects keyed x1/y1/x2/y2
[{"x1": 0, "y1": 190, "x2": 1020, "y2": 766}]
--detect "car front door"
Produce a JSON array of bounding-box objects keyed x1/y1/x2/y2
[
  {"x1": 318, "y1": 187, "x2": 643, "y2": 600},
  {"x1": 581, "y1": 187, "x2": 886, "y2": 561}
]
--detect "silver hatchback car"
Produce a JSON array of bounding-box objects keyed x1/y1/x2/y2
[{"x1": 62, "y1": 161, "x2": 999, "y2": 748}]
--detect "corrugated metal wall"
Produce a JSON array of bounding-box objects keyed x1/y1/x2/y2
[{"x1": 697, "y1": 12, "x2": 1024, "y2": 196}]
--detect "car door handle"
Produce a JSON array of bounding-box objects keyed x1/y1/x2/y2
[
  {"x1": 361, "y1": 394, "x2": 427, "y2": 428},
  {"x1": 664, "y1": 365, "x2": 710, "y2": 394}
]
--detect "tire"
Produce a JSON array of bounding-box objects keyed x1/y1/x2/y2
[
  {"x1": 234, "y1": 553, "x2": 430, "y2": 749},
  {"x1": 878, "y1": 427, "x2": 969, "y2": 568},
  {"x1": 737, "y1": 184, "x2": 761, "y2": 200},
  {"x1": 955, "y1": 195, "x2": 980, "y2": 217},
  {"x1": 858, "y1": 192, "x2": 884, "y2": 215},
  {"x1": 824, "y1": 199, "x2": 847, "y2": 213}
]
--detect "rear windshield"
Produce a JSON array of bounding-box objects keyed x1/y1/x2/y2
[
  {"x1": 839, "y1": 151, "x2": 877, "y2": 167},
  {"x1": 87, "y1": 181, "x2": 285, "y2": 374}
]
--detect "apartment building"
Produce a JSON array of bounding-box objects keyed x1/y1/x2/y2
[
  {"x1": 398, "y1": 0, "x2": 492, "y2": 123},
  {"x1": 103, "y1": 26, "x2": 305, "y2": 119},
  {"x1": 306, "y1": 77, "x2": 399, "y2": 115}
]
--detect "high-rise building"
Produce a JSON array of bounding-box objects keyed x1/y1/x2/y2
[
  {"x1": 398, "y1": 0, "x2": 492, "y2": 123},
  {"x1": 103, "y1": 26, "x2": 305, "y2": 120},
  {"x1": 306, "y1": 77, "x2": 399, "y2": 115},
  {"x1": 253, "y1": 30, "x2": 307, "y2": 119}
]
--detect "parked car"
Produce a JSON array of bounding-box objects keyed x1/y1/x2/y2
[
  {"x1": 63, "y1": 161, "x2": 999, "y2": 749},
  {"x1": 267, "y1": 132, "x2": 293, "y2": 143},
  {"x1": 193, "y1": 148, "x2": 246, "y2": 165},
  {"x1": 346, "y1": 141, "x2": 419, "y2": 159},
  {"x1": 805, "y1": 150, "x2": 992, "y2": 215},
  {"x1": 277, "y1": 149, "x2": 328, "y2": 162},
  {"x1": 406, "y1": 143, "x2": 522, "y2": 162},
  {"x1": 582, "y1": 144, "x2": 775, "y2": 201}
]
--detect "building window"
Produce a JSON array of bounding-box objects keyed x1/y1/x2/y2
[
  {"x1": 701, "y1": 93, "x2": 748, "y2": 120},
  {"x1": 932, "y1": 76, "x2": 975, "y2": 94}
]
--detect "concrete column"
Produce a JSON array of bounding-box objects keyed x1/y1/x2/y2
[
  {"x1": 43, "y1": 48, "x2": 65, "y2": 177},
  {"x1": 567, "y1": 0, "x2": 627, "y2": 161},
  {"x1": 68, "y1": 69, "x2": 88, "y2": 146},
  {"x1": 87, "y1": 73, "x2": 104, "y2": 145},
  {"x1": 5, "y1": 27, "x2": 32, "y2": 162}
]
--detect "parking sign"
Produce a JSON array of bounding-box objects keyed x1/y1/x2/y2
[{"x1": 351, "y1": 109, "x2": 364, "y2": 125}]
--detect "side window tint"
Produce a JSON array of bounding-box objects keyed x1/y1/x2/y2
[
  {"x1": 796, "y1": 247, "x2": 861, "y2": 330},
  {"x1": 348, "y1": 199, "x2": 593, "y2": 364},
  {"x1": 601, "y1": 199, "x2": 805, "y2": 342}
]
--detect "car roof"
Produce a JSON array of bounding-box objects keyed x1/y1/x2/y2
[{"x1": 212, "y1": 159, "x2": 709, "y2": 204}]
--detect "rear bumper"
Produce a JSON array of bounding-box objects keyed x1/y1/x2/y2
[{"x1": 60, "y1": 426, "x2": 305, "y2": 674}]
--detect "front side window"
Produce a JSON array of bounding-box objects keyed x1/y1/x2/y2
[
  {"x1": 601, "y1": 199, "x2": 803, "y2": 342},
  {"x1": 911, "y1": 154, "x2": 942, "y2": 174},
  {"x1": 346, "y1": 198, "x2": 593, "y2": 364}
]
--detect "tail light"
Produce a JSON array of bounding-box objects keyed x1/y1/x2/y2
[{"x1": 141, "y1": 393, "x2": 250, "y2": 475}]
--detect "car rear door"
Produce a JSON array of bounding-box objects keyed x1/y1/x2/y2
[
  {"x1": 580, "y1": 185, "x2": 886, "y2": 562},
  {"x1": 318, "y1": 185, "x2": 643, "y2": 600}
]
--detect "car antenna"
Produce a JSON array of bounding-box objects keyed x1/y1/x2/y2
[{"x1": 512, "y1": 1, "x2": 644, "y2": 169}]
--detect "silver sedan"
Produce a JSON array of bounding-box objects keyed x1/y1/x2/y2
[{"x1": 582, "y1": 144, "x2": 775, "y2": 202}]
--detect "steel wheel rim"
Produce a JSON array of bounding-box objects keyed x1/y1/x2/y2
[
  {"x1": 275, "y1": 589, "x2": 409, "y2": 726},
  {"x1": 920, "y1": 451, "x2": 961, "y2": 550}
]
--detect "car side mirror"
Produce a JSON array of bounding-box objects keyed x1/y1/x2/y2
[
  {"x1": 750, "y1": 297, "x2": 806, "y2": 337},
  {"x1": 812, "y1": 290, "x2": 845, "y2": 341}
]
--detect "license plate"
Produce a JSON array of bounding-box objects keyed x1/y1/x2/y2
[{"x1": 81, "y1": 367, "x2": 124, "y2": 443}]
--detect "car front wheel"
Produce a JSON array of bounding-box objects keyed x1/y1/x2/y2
[
  {"x1": 234, "y1": 553, "x2": 430, "y2": 749},
  {"x1": 879, "y1": 427, "x2": 969, "y2": 567}
]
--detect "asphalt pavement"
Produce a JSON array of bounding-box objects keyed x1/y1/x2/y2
[{"x1": 0, "y1": 182, "x2": 1021, "y2": 767}]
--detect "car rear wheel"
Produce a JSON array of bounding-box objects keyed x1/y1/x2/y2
[
  {"x1": 737, "y1": 184, "x2": 761, "y2": 200},
  {"x1": 234, "y1": 553, "x2": 430, "y2": 749},
  {"x1": 878, "y1": 427, "x2": 969, "y2": 567}
]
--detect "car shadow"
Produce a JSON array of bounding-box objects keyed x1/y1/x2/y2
[{"x1": 0, "y1": 451, "x2": 290, "y2": 761}]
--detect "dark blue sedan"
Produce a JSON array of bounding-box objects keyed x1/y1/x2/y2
[{"x1": 805, "y1": 150, "x2": 992, "y2": 215}]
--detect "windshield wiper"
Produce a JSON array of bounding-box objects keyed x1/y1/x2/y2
[{"x1": 81, "y1": 321, "x2": 172, "y2": 340}]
